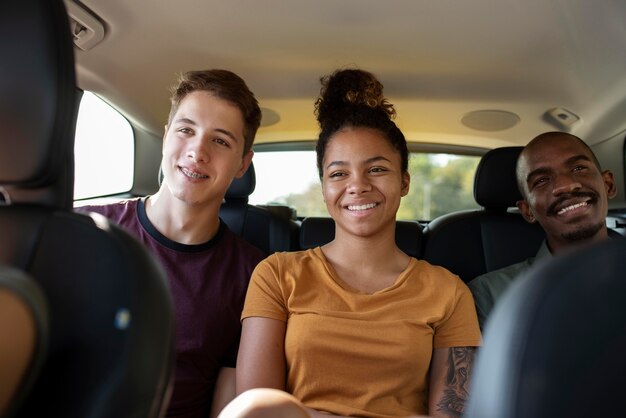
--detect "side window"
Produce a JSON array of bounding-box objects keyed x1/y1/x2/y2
[
  {"x1": 400, "y1": 154, "x2": 480, "y2": 220},
  {"x1": 250, "y1": 151, "x2": 325, "y2": 216},
  {"x1": 250, "y1": 150, "x2": 480, "y2": 221},
  {"x1": 73, "y1": 92, "x2": 134, "y2": 200}
]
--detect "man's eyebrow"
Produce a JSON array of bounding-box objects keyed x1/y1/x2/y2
[
  {"x1": 215, "y1": 128, "x2": 239, "y2": 142},
  {"x1": 526, "y1": 167, "x2": 550, "y2": 183},
  {"x1": 174, "y1": 117, "x2": 197, "y2": 126},
  {"x1": 565, "y1": 154, "x2": 592, "y2": 165},
  {"x1": 325, "y1": 155, "x2": 391, "y2": 171},
  {"x1": 525, "y1": 154, "x2": 593, "y2": 182},
  {"x1": 173, "y1": 118, "x2": 239, "y2": 142}
]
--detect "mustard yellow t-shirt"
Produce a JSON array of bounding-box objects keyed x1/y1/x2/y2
[{"x1": 242, "y1": 247, "x2": 481, "y2": 418}]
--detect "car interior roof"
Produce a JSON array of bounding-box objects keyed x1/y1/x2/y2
[
  {"x1": 66, "y1": 0, "x2": 626, "y2": 207},
  {"x1": 70, "y1": 1, "x2": 626, "y2": 145}
]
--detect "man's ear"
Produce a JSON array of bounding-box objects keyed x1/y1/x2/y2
[
  {"x1": 517, "y1": 199, "x2": 536, "y2": 224},
  {"x1": 235, "y1": 150, "x2": 254, "y2": 178},
  {"x1": 400, "y1": 171, "x2": 411, "y2": 197},
  {"x1": 602, "y1": 169, "x2": 618, "y2": 199},
  {"x1": 162, "y1": 125, "x2": 169, "y2": 152}
]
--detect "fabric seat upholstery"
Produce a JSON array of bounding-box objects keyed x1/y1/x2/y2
[
  {"x1": 0, "y1": 1, "x2": 175, "y2": 416},
  {"x1": 422, "y1": 147, "x2": 545, "y2": 282}
]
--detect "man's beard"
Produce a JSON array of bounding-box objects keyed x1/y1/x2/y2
[{"x1": 562, "y1": 220, "x2": 605, "y2": 242}]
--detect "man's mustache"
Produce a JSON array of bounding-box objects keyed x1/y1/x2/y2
[{"x1": 548, "y1": 191, "x2": 598, "y2": 216}]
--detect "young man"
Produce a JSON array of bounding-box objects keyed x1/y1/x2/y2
[
  {"x1": 78, "y1": 70, "x2": 266, "y2": 418},
  {"x1": 468, "y1": 131, "x2": 617, "y2": 329}
]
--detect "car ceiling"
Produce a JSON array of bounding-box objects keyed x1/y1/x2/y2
[{"x1": 70, "y1": 0, "x2": 626, "y2": 150}]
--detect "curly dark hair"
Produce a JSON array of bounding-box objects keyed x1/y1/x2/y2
[{"x1": 314, "y1": 68, "x2": 408, "y2": 178}]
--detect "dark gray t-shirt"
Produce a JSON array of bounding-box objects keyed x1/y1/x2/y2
[{"x1": 468, "y1": 241, "x2": 550, "y2": 330}]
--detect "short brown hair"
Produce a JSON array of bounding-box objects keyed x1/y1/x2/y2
[{"x1": 168, "y1": 69, "x2": 261, "y2": 154}]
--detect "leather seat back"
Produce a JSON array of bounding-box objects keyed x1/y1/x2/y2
[
  {"x1": 220, "y1": 162, "x2": 299, "y2": 253},
  {"x1": 0, "y1": 1, "x2": 175, "y2": 416},
  {"x1": 466, "y1": 237, "x2": 626, "y2": 418},
  {"x1": 423, "y1": 147, "x2": 544, "y2": 282},
  {"x1": 299, "y1": 216, "x2": 424, "y2": 258}
]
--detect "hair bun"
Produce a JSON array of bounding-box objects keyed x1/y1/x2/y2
[{"x1": 315, "y1": 69, "x2": 395, "y2": 128}]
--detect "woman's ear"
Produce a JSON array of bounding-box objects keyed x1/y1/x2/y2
[{"x1": 400, "y1": 172, "x2": 410, "y2": 197}]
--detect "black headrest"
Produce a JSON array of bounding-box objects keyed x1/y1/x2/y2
[
  {"x1": 0, "y1": 0, "x2": 77, "y2": 208},
  {"x1": 473, "y1": 147, "x2": 523, "y2": 209},
  {"x1": 225, "y1": 162, "x2": 256, "y2": 200}
]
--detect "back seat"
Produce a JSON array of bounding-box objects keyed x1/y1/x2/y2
[
  {"x1": 299, "y1": 216, "x2": 423, "y2": 258},
  {"x1": 422, "y1": 147, "x2": 545, "y2": 282},
  {"x1": 220, "y1": 162, "x2": 299, "y2": 253},
  {"x1": 223, "y1": 148, "x2": 547, "y2": 283}
]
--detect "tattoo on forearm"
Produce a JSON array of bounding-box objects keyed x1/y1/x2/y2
[{"x1": 436, "y1": 347, "x2": 477, "y2": 417}]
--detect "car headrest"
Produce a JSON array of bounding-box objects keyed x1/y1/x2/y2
[
  {"x1": 225, "y1": 162, "x2": 256, "y2": 200},
  {"x1": 0, "y1": 0, "x2": 77, "y2": 209},
  {"x1": 473, "y1": 147, "x2": 524, "y2": 210}
]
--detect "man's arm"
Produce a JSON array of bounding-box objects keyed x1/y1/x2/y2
[
  {"x1": 429, "y1": 346, "x2": 478, "y2": 418},
  {"x1": 210, "y1": 367, "x2": 236, "y2": 418},
  {"x1": 467, "y1": 276, "x2": 493, "y2": 331}
]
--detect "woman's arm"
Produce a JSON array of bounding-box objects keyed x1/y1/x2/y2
[
  {"x1": 236, "y1": 316, "x2": 288, "y2": 394},
  {"x1": 428, "y1": 346, "x2": 478, "y2": 418}
]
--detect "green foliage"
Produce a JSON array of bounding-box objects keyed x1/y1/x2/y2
[
  {"x1": 400, "y1": 154, "x2": 479, "y2": 220},
  {"x1": 275, "y1": 153, "x2": 480, "y2": 221},
  {"x1": 283, "y1": 182, "x2": 328, "y2": 217}
]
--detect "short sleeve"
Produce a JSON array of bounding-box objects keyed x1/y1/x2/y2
[
  {"x1": 241, "y1": 254, "x2": 289, "y2": 323},
  {"x1": 433, "y1": 280, "x2": 482, "y2": 348}
]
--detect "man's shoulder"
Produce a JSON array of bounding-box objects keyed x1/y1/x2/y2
[
  {"x1": 74, "y1": 198, "x2": 144, "y2": 234},
  {"x1": 469, "y1": 240, "x2": 548, "y2": 294},
  {"x1": 75, "y1": 197, "x2": 141, "y2": 218},
  {"x1": 468, "y1": 257, "x2": 534, "y2": 295}
]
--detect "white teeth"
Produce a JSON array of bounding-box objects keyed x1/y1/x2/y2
[
  {"x1": 347, "y1": 203, "x2": 377, "y2": 211},
  {"x1": 557, "y1": 201, "x2": 588, "y2": 215},
  {"x1": 181, "y1": 167, "x2": 208, "y2": 179}
]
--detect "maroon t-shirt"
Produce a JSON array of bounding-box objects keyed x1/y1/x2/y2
[{"x1": 78, "y1": 197, "x2": 266, "y2": 418}]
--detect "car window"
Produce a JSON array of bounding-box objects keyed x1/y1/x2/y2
[
  {"x1": 250, "y1": 150, "x2": 480, "y2": 220},
  {"x1": 73, "y1": 92, "x2": 134, "y2": 200}
]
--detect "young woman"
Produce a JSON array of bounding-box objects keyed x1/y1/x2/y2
[{"x1": 220, "y1": 69, "x2": 481, "y2": 418}]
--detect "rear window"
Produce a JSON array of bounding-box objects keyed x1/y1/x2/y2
[
  {"x1": 73, "y1": 92, "x2": 134, "y2": 200},
  {"x1": 250, "y1": 150, "x2": 480, "y2": 221}
]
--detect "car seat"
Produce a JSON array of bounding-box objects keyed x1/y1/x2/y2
[
  {"x1": 220, "y1": 162, "x2": 299, "y2": 253},
  {"x1": 422, "y1": 147, "x2": 545, "y2": 282},
  {"x1": 0, "y1": 267, "x2": 47, "y2": 418},
  {"x1": 299, "y1": 217, "x2": 424, "y2": 258},
  {"x1": 466, "y1": 237, "x2": 626, "y2": 418},
  {"x1": 0, "y1": 0, "x2": 175, "y2": 416}
]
